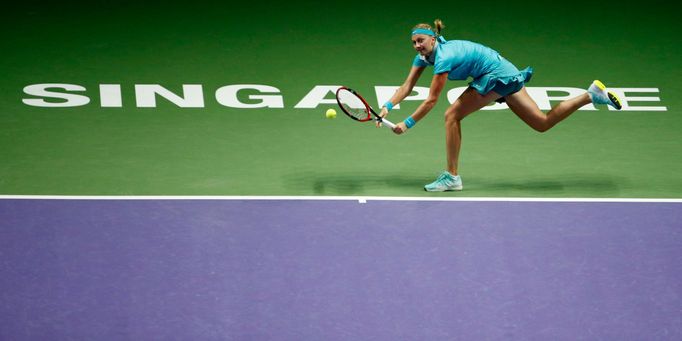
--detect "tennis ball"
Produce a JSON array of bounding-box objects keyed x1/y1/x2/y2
[{"x1": 325, "y1": 108, "x2": 337, "y2": 119}]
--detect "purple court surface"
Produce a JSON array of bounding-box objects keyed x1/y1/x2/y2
[{"x1": 1, "y1": 198, "x2": 681, "y2": 340}]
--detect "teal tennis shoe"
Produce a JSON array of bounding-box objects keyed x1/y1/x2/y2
[
  {"x1": 424, "y1": 171, "x2": 463, "y2": 192},
  {"x1": 588, "y1": 80, "x2": 622, "y2": 110}
]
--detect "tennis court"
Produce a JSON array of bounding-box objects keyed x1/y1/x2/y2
[{"x1": 2, "y1": 1, "x2": 681, "y2": 339}]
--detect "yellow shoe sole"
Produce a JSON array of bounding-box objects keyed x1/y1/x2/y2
[{"x1": 593, "y1": 80, "x2": 606, "y2": 90}]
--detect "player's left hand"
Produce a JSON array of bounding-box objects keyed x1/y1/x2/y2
[{"x1": 392, "y1": 122, "x2": 407, "y2": 135}]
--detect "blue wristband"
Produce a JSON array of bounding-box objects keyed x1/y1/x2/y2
[
  {"x1": 404, "y1": 116, "x2": 416, "y2": 129},
  {"x1": 383, "y1": 101, "x2": 394, "y2": 112}
]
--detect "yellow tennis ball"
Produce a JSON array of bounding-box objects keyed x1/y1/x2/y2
[{"x1": 325, "y1": 108, "x2": 337, "y2": 119}]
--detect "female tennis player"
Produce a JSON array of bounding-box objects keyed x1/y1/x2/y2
[{"x1": 379, "y1": 19, "x2": 622, "y2": 192}]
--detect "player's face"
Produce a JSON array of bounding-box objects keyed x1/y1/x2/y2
[{"x1": 412, "y1": 34, "x2": 436, "y2": 56}]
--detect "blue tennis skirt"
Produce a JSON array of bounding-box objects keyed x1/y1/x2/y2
[{"x1": 470, "y1": 66, "x2": 533, "y2": 102}]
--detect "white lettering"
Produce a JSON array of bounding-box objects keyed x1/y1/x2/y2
[
  {"x1": 215, "y1": 84, "x2": 283, "y2": 108},
  {"x1": 100, "y1": 84, "x2": 122, "y2": 107},
  {"x1": 294, "y1": 86, "x2": 342, "y2": 108},
  {"x1": 20, "y1": 83, "x2": 666, "y2": 112},
  {"x1": 609, "y1": 88, "x2": 666, "y2": 111},
  {"x1": 22, "y1": 83, "x2": 90, "y2": 107},
  {"x1": 135, "y1": 84, "x2": 204, "y2": 108}
]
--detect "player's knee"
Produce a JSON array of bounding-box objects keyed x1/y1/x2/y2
[
  {"x1": 533, "y1": 121, "x2": 552, "y2": 133},
  {"x1": 444, "y1": 108, "x2": 462, "y2": 125}
]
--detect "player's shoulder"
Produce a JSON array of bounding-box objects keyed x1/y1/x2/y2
[
  {"x1": 412, "y1": 54, "x2": 429, "y2": 67},
  {"x1": 435, "y1": 40, "x2": 462, "y2": 59},
  {"x1": 441, "y1": 39, "x2": 478, "y2": 49}
]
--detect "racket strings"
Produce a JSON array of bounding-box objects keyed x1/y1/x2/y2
[
  {"x1": 337, "y1": 90, "x2": 370, "y2": 121},
  {"x1": 341, "y1": 104, "x2": 369, "y2": 120}
]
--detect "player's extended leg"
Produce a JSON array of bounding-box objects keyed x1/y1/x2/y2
[
  {"x1": 425, "y1": 87, "x2": 499, "y2": 192},
  {"x1": 505, "y1": 81, "x2": 623, "y2": 132},
  {"x1": 504, "y1": 87, "x2": 591, "y2": 132}
]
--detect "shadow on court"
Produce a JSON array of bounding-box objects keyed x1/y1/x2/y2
[
  {"x1": 284, "y1": 172, "x2": 428, "y2": 194},
  {"x1": 467, "y1": 174, "x2": 624, "y2": 195},
  {"x1": 285, "y1": 171, "x2": 624, "y2": 196}
]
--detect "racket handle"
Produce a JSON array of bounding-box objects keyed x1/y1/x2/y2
[{"x1": 378, "y1": 118, "x2": 396, "y2": 129}]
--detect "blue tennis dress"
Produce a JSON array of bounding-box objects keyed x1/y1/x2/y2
[{"x1": 413, "y1": 39, "x2": 532, "y2": 97}]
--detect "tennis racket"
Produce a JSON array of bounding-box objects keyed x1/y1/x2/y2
[{"x1": 335, "y1": 86, "x2": 396, "y2": 129}]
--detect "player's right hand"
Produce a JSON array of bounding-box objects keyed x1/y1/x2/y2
[{"x1": 376, "y1": 107, "x2": 389, "y2": 128}]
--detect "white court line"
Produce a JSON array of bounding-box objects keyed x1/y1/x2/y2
[{"x1": 0, "y1": 195, "x2": 681, "y2": 203}]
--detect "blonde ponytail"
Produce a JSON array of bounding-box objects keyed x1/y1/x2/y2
[{"x1": 433, "y1": 19, "x2": 445, "y2": 35}]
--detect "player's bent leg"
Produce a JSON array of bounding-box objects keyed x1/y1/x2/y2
[
  {"x1": 504, "y1": 87, "x2": 552, "y2": 132},
  {"x1": 506, "y1": 86, "x2": 592, "y2": 132}
]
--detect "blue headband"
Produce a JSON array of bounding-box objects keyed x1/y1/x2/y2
[{"x1": 411, "y1": 28, "x2": 436, "y2": 36}]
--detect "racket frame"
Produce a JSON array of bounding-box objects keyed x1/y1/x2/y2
[{"x1": 335, "y1": 86, "x2": 396, "y2": 129}]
